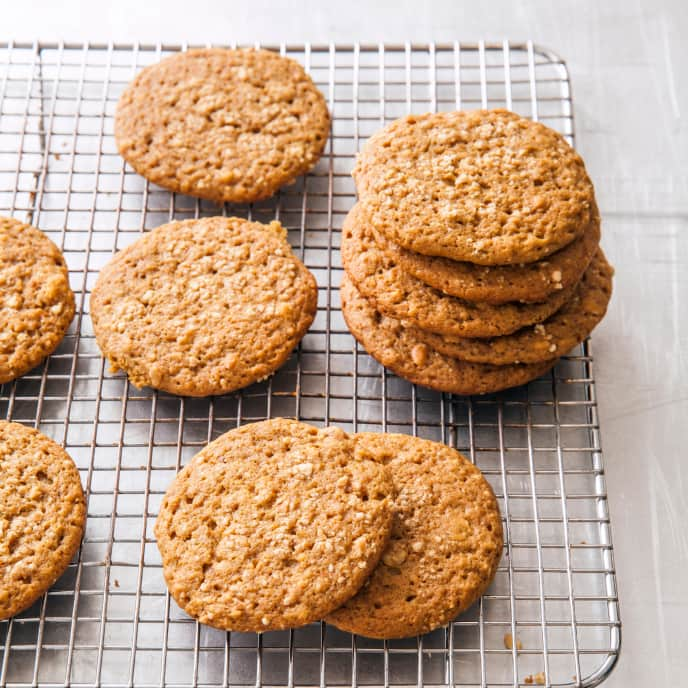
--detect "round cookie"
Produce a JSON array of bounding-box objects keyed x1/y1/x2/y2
[
  {"x1": 154, "y1": 418, "x2": 394, "y2": 632},
  {"x1": 354, "y1": 109, "x2": 596, "y2": 265},
  {"x1": 340, "y1": 275, "x2": 555, "y2": 395},
  {"x1": 1, "y1": 217, "x2": 75, "y2": 384},
  {"x1": 115, "y1": 48, "x2": 330, "y2": 204},
  {"x1": 0, "y1": 420, "x2": 86, "y2": 620},
  {"x1": 341, "y1": 205, "x2": 576, "y2": 338},
  {"x1": 327, "y1": 432, "x2": 503, "y2": 638},
  {"x1": 411, "y1": 250, "x2": 613, "y2": 365},
  {"x1": 91, "y1": 217, "x2": 317, "y2": 397},
  {"x1": 370, "y1": 204, "x2": 600, "y2": 304}
]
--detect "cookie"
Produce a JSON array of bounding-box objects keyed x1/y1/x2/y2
[
  {"x1": 412, "y1": 250, "x2": 613, "y2": 365},
  {"x1": 0, "y1": 420, "x2": 86, "y2": 620},
  {"x1": 154, "y1": 418, "x2": 394, "y2": 632},
  {"x1": 90, "y1": 216, "x2": 317, "y2": 397},
  {"x1": 341, "y1": 205, "x2": 576, "y2": 338},
  {"x1": 1, "y1": 217, "x2": 75, "y2": 384},
  {"x1": 340, "y1": 275, "x2": 555, "y2": 395},
  {"x1": 327, "y1": 432, "x2": 503, "y2": 638},
  {"x1": 370, "y1": 203, "x2": 600, "y2": 304},
  {"x1": 354, "y1": 109, "x2": 595, "y2": 265},
  {"x1": 115, "y1": 48, "x2": 330, "y2": 204}
]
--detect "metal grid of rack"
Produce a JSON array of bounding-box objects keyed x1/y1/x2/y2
[{"x1": 0, "y1": 41, "x2": 620, "y2": 688}]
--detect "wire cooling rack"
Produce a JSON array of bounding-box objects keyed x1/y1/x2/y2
[{"x1": 0, "y1": 41, "x2": 620, "y2": 688}]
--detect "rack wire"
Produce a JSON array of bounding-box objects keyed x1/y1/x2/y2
[{"x1": 0, "y1": 41, "x2": 620, "y2": 688}]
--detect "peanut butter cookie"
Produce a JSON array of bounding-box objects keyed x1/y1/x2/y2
[
  {"x1": 0, "y1": 217, "x2": 75, "y2": 384},
  {"x1": 327, "y1": 432, "x2": 503, "y2": 639},
  {"x1": 115, "y1": 48, "x2": 330, "y2": 203},
  {"x1": 90, "y1": 217, "x2": 317, "y2": 396},
  {"x1": 0, "y1": 420, "x2": 86, "y2": 620},
  {"x1": 155, "y1": 419, "x2": 394, "y2": 632},
  {"x1": 354, "y1": 109, "x2": 595, "y2": 265}
]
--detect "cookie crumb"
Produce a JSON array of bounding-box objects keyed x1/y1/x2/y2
[
  {"x1": 294, "y1": 462, "x2": 314, "y2": 477},
  {"x1": 382, "y1": 542, "x2": 408, "y2": 567},
  {"x1": 411, "y1": 343, "x2": 429, "y2": 366},
  {"x1": 503, "y1": 633, "x2": 522, "y2": 650},
  {"x1": 524, "y1": 672, "x2": 545, "y2": 685}
]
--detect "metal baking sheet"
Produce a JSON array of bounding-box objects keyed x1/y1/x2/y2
[{"x1": 0, "y1": 41, "x2": 620, "y2": 688}]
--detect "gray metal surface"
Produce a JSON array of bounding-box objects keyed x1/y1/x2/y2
[{"x1": 0, "y1": 41, "x2": 620, "y2": 688}]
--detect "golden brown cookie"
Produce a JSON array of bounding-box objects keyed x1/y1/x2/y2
[
  {"x1": 341, "y1": 205, "x2": 575, "y2": 338},
  {"x1": 327, "y1": 432, "x2": 503, "y2": 639},
  {"x1": 370, "y1": 204, "x2": 600, "y2": 304},
  {"x1": 412, "y1": 249, "x2": 613, "y2": 365},
  {"x1": 115, "y1": 48, "x2": 330, "y2": 204},
  {"x1": 0, "y1": 420, "x2": 86, "y2": 620},
  {"x1": 1, "y1": 217, "x2": 75, "y2": 384},
  {"x1": 154, "y1": 418, "x2": 394, "y2": 632},
  {"x1": 340, "y1": 275, "x2": 555, "y2": 395},
  {"x1": 354, "y1": 109, "x2": 596, "y2": 265},
  {"x1": 90, "y1": 216, "x2": 317, "y2": 397}
]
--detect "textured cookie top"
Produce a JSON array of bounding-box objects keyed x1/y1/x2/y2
[
  {"x1": 327, "y1": 432, "x2": 503, "y2": 639},
  {"x1": 371, "y1": 203, "x2": 600, "y2": 304},
  {"x1": 154, "y1": 419, "x2": 394, "y2": 632},
  {"x1": 413, "y1": 250, "x2": 614, "y2": 365},
  {"x1": 0, "y1": 217, "x2": 75, "y2": 384},
  {"x1": 0, "y1": 420, "x2": 86, "y2": 620},
  {"x1": 354, "y1": 109, "x2": 595, "y2": 265},
  {"x1": 340, "y1": 275, "x2": 554, "y2": 395},
  {"x1": 90, "y1": 217, "x2": 317, "y2": 397},
  {"x1": 341, "y1": 205, "x2": 575, "y2": 338},
  {"x1": 115, "y1": 48, "x2": 330, "y2": 203}
]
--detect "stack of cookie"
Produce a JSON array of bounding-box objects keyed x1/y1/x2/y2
[{"x1": 341, "y1": 109, "x2": 613, "y2": 395}]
